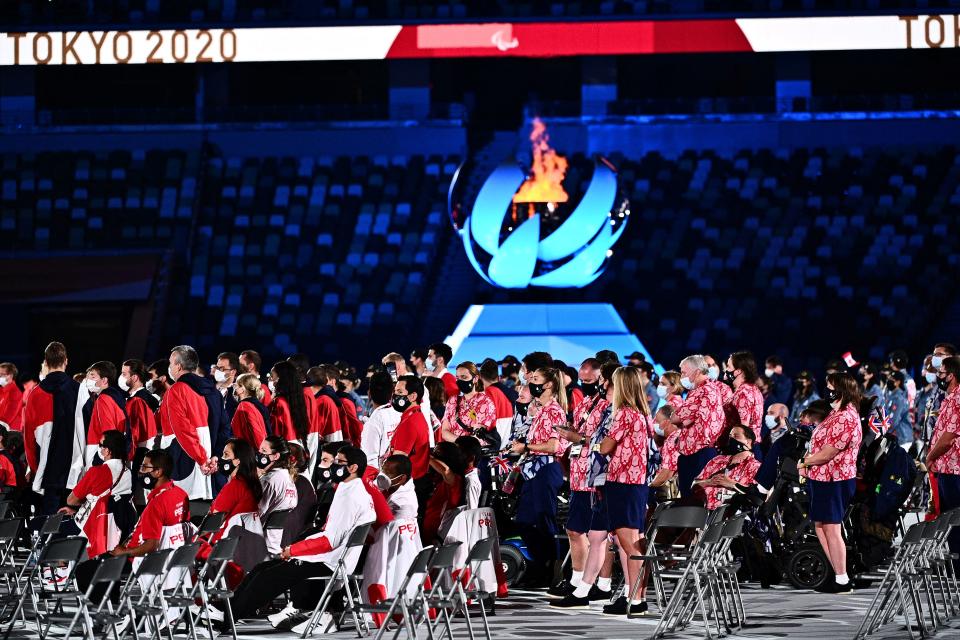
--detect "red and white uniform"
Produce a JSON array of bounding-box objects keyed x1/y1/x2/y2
[
  {"x1": 360, "y1": 404, "x2": 402, "y2": 469},
  {"x1": 315, "y1": 393, "x2": 343, "y2": 444},
  {"x1": 606, "y1": 407, "x2": 650, "y2": 485},
  {"x1": 210, "y1": 476, "x2": 259, "y2": 544},
  {"x1": 930, "y1": 385, "x2": 960, "y2": 475},
  {"x1": 73, "y1": 459, "x2": 131, "y2": 557},
  {"x1": 259, "y1": 468, "x2": 298, "y2": 555},
  {"x1": 390, "y1": 405, "x2": 431, "y2": 479},
  {"x1": 709, "y1": 379, "x2": 733, "y2": 404},
  {"x1": 85, "y1": 392, "x2": 127, "y2": 467},
  {"x1": 126, "y1": 392, "x2": 158, "y2": 456},
  {"x1": 661, "y1": 430, "x2": 681, "y2": 472},
  {"x1": 0, "y1": 382, "x2": 23, "y2": 430},
  {"x1": 675, "y1": 381, "x2": 726, "y2": 456},
  {"x1": 728, "y1": 383, "x2": 764, "y2": 439},
  {"x1": 23, "y1": 372, "x2": 85, "y2": 493},
  {"x1": 270, "y1": 397, "x2": 301, "y2": 444},
  {"x1": 129, "y1": 481, "x2": 190, "y2": 547},
  {"x1": 160, "y1": 380, "x2": 212, "y2": 499},
  {"x1": 290, "y1": 477, "x2": 375, "y2": 572},
  {"x1": 528, "y1": 399, "x2": 565, "y2": 456},
  {"x1": 667, "y1": 394, "x2": 685, "y2": 411},
  {"x1": 695, "y1": 454, "x2": 761, "y2": 510},
  {"x1": 569, "y1": 395, "x2": 609, "y2": 492},
  {"x1": 806, "y1": 403, "x2": 862, "y2": 482},
  {"x1": 231, "y1": 400, "x2": 267, "y2": 449},
  {"x1": 443, "y1": 393, "x2": 497, "y2": 438},
  {"x1": 485, "y1": 384, "x2": 515, "y2": 445},
  {"x1": 0, "y1": 454, "x2": 15, "y2": 488}
]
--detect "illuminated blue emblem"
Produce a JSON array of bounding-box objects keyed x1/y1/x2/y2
[{"x1": 449, "y1": 157, "x2": 629, "y2": 289}]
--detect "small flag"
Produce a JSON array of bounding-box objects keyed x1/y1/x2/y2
[
  {"x1": 492, "y1": 456, "x2": 512, "y2": 473},
  {"x1": 869, "y1": 408, "x2": 891, "y2": 436},
  {"x1": 842, "y1": 351, "x2": 858, "y2": 368}
]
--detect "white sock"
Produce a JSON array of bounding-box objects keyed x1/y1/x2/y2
[
  {"x1": 630, "y1": 598, "x2": 645, "y2": 605},
  {"x1": 570, "y1": 570, "x2": 584, "y2": 588},
  {"x1": 597, "y1": 577, "x2": 612, "y2": 591},
  {"x1": 572, "y1": 582, "x2": 592, "y2": 599},
  {"x1": 835, "y1": 573, "x2": 849, "y2": 585}
]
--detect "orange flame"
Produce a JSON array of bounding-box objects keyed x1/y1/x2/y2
[{"x1": 512, "y1": 118, "x2": 569, "y2": 204}]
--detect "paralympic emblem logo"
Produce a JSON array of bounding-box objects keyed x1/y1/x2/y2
[{"x1": 449, "y1": 119, "x2": 629, "y2": 289}]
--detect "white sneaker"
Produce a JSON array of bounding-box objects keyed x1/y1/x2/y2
[
  {"x1": 190, "y1": 604, "x2": 224, "y2": 622},
  {"x1": 291, "y1": 612, "x2": 334, "y2": 636},
  {"x1": 268, "y1": 605, "x2": 302, "y2": 629}
]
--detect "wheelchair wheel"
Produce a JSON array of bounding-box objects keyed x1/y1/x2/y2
[
  {"x1": 500, "y1": 543, "x2": 526, "y2": 586},
  {"x1": 786, "y1": 545, "x2": 829, "y2": 590}
]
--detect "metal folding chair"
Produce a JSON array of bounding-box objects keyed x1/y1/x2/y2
[
  {"x1": 169, "y1": 536, "x2": 240, "y2": 640},
  {"x1": 362, "y1": 546, "x2": 435, "y2": 640},
  {"x1": 629, "y1": 505, "x2": 708, "y2": 614},
  {"x1": 0, "y1": 518, "x2": 24, "y2": 628},
  {"x1": 32, "y1": 536, "x2": 89, "y2": 640},
  {"x1": 60, "y1": 555, "x2": 127, "y2": 640},
  {"x1": 118, "y1": 549, "x2": 174, "y2": 640},
  {"x1": 190, "y1": 511, "x2": 226, "y2": 543},
  {"x1": 423, "y1": 541, "x2": 472, "y2": 640},
  {"x1": 299, "y1": 522, "x2": 373, "y2": 638},
  {"x1": 460, "y1": 537, "x2": 497, "y2": 640}
]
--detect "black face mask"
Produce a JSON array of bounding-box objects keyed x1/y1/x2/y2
[
  {"x1": 392, "y1": 395, "x2": 411, "y2": 413},
  {"x1": 515, "y1": 401, "x2": 530, "y2": 415},
  {"x1": 329, "y1": 463, "x2": 348, "y2": 483},
  {"x1": 220, "y1": 458, "x2": 236, "y2": 476},
  {"x1": 529, "y1": 383, "x2": 545, "y2": 398},
  {"x1": 316, "y1": 466, "x2": 334, "y2": 485},
  {"x1": 723, "y1": 439, "x2": 748, "y2": 456},
  {"x1": 938, "y1": 376, "x2": 950, "y2": 391},
  {"x1": 723, "y1": 370, "x2": 736, "y2": 384},
  {"x1": 580, "y1": 382, "x2": 600, "y2": 396},
  {"x1": 256, "y1": 453, "x2": 273, "y2": 469},
  {"x1": 456, "y1": 378, "x2": 474, "y2": 395},
  {"x1": 137, "y1": 473, "x2": 155, "y2": 490},
  {"x1": 825, "y1": 388, "x2": 839, "y2": 403}
]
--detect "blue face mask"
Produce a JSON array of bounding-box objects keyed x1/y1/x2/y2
[
  {"x1": 932, "y1": 355, "x2": 944, "y2": 369},
  {"x1": 680, "y1": 377, "x2": 695, "y2": 391},
  {"x1": 925, "y1": 371, "x2": 938, "y2": 384},
  {"x1": 707, "y1": 366, "x2": 720, "y2": 381}
]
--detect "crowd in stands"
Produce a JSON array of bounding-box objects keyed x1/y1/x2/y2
[{"x1": 0, "y1": 335, "x2": 956, "y2": 629}]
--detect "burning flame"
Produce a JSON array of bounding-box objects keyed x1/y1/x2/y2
[{"x1": 512, "y1": 118, "x2": 569, "y2": 204}]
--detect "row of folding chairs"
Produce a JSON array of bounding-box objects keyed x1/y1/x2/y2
[
  {"x1": 855, "y1": 508, "x2": 960, "y2": 639},
  {"x1": 301, "y1": 529, "x2": 498, "y2": 640}
]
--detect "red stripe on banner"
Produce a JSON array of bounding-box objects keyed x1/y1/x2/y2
[{"x1": 385, "y1": 20, "x2": 752, "y2": 58}]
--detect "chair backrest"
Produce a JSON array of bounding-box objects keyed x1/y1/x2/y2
[
  {"x1": 0, "y1": 517, "x2": 22, "y2": 541},
  {"x1": 39, "y1": 513, "x2": 66, "y2": 536},
  {"x1": 136, "y1": 549, "x2": 174, "y2": 576},
  {"x1": 720, "y1": 515, "x2": 746, "y2": 539},
  {"x1": 406, "y1": 546, "x2": 434, "y2": 578},
  {"x1": 262, "y1": 508, "x2": 291, "y2": 531},
  {"x1": 698, "y1": 523, "x2": 724, "y2": 546},
  {"x1": 653, "y1": 506, "x2": 708, "y2": 530},
  {"x1": 0, "y1": 501, "x2": 11, "y2": 520},
  {"x1": 190, "y1": 499, "x2": 212, "y2": 518},
  {"x1": 208, "y1": 536, "x2": 239, "y2": 563},
  {"x1": 706, "y1": 506, "x2": 728, "y2": 526},
  {"x1": 429, "y1": 542, "x2": 462, "y2": 570},
  {"x1": 168, "y1": 542, "x2": 200, "y2": 568},
  {"x1": 901, "y1": 522, "x2": 926, "y2": 546},
  {"x1": 465, "y1": 537, "x2": 496, "y2": 564},
  {"x1": 38, "y1": 536, "x2": 87, "y2": 564},
  {"x1": 90, "y1": 556, "x2": 127, "y2": 585},
  {"x1": 920, "y1": 521, "x2": 939, "y2": 541},
  {"x1": 196, "y1": 512, "x2": 227, "y2": 537},
  {"x1": 345, "y1": 522, "x2": 372, "y2": 548}
]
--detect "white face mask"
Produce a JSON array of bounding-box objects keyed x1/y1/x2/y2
[
  {"x1": 764, "y1": 415, "x2": 779, "y2": 429},
  {"x1": 0, "y1": 376, "x2": 8, "y2": 387},
  {"x1": 84, "y1": 378, "x2": 100, "y2": 393},
  {"x1": 118, "y1": 375, "x2": 129, "y2": 392},
  {"x1": 168, "y1": 366, "x2": 177, "y2": 381},
  {"x1": 764, "y1": 368, "x2": 775, "y2": 378},
  {"x1": 268, "y1": 380, "x2": 276, "y2": 394},
  {"x1": 425, "y1": 357, "x2": 436, "y2": 372},
  {"x1": 39, "y1": 373, "x2": 46, "y2": 382},
  {"x1": 680, "y1": 376, "x2": 695, "y2": 391},
  {"x1": 707, "y1": 366, "x2": 720, "y2": 381},
  {"x1": 653, "y1": 423, "x2": 665, "y2": 437},
  {"x1": 656, "y1": 385, "x2": 668, "y2": 399},
  {"x1": 925, "y1": 371, "x2": 938, "y2": 384},
  {"x1": 213, "y1": 369, "x2": 228, "y2": 384},
  {"x1": 932, "y1": 355, "x2": 944, "y2": 369}
]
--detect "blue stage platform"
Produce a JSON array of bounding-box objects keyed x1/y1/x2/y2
[{"x1": 446, "y1": 303, "x2": 662, "y2": 372}]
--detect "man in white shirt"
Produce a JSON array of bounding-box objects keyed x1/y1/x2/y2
[
  {"x1": 380, "y1": 454, "x2": 419, "y2": 520},
  {"x1": 360, "y1": 371, "x2": 402, "y2": 469},
  {"x1": 227, "y1": 446, "x2": 374, "y2": 629}
]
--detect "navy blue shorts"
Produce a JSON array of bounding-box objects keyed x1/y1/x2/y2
[
  {"x1": 603, "y1": 482, "x2": 649, "y2": 531},
  {"x1": 589, "y1": 494, "x2": 610, "y2": 532},
  {"x1": 806, "y1": 478, "x2": 855, "y2": 524},
  {"x1": 566, "y1": 491, "x2": 594, "y2": 534}
]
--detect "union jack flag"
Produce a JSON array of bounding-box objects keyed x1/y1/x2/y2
[
  {"x1": 491, "y1": 456, "x2": 512, "y2": 473},
  {"x1": 869, "y1": 408, "x2": 891, "y2": 436}
]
